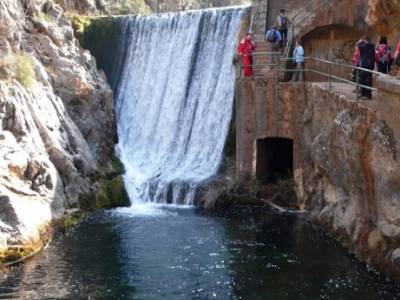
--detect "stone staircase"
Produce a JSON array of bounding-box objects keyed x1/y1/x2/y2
[
  {"x1": 249, "y1": 0, "x2": 331, "y2": 78},
  {"x1": 253, "y1": 38, "x2": 275, "y2": 78}
]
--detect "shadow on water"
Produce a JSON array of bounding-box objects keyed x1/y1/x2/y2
[
  {"x1": 0, "y1": 206, "x2": 400, "y2": 299},
  {"x1": 218, "y1": 208, "x2": 399, "y2": 300}
]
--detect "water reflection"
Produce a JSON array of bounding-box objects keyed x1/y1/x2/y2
[{"x1": 0, "y1": 207, "x2": 399, "y2": 299}]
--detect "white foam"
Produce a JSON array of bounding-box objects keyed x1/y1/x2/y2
[
  {"x1": 115, "y1": 8, "x2": 244, "y2": 205},
  {"x1": 111, "y1": 203, "x2": 195, "y2": 217}
]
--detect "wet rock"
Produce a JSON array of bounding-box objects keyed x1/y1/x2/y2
[
  {"x1": 0, "y1": 0, "x2": 116, "y2": 260},
  {"x1": 392, "y1": 248, "x2": 400, "y2": 263}
]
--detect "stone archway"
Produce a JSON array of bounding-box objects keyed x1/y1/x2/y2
[{"x1": 301, "y1": 24, "x2": 364, "y2": 81}]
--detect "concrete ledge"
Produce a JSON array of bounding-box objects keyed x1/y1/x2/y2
[{"x1": 377, "y1": 75, "x2": 400, "y2": 94}]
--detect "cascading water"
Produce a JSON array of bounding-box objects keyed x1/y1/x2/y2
[{"x1": 115, "y1": 7, "x2": 244, "y2": 205}]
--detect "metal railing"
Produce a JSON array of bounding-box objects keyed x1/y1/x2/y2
[
  {"x1": 249, "y1": 11, "x2": 255, "y2": 34},
  {"x1": 284, "y1": 0, "x2": 331, "y2": 59},
  {"x1": 286, "y1": 57, "x2": 382, "y2": 100},
  {"x1": 239, "y1": 52, "x2": 388, "y2": 100}
]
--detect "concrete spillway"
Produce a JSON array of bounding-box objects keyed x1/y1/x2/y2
[{"x1": 115, "y1": 8, "x2": 244, "y2": 205}]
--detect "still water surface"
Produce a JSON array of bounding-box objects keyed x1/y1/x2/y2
[{"x1": 1, "y1": 206, "x2": 399, "y2": 299}]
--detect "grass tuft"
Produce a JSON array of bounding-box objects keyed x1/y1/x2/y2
[{"x1": 14, "y1": 54, "x2": 36, "y2": 88}]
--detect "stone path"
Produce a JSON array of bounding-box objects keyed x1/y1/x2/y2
[{"x1": 308, "y1": 82, "x2": 378, "y2": 105}]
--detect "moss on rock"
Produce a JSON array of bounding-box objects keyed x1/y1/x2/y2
[
  {"x1": 68, "y1": 15, "x2": 126, "y2": 90},
  {"x1": 0, "y1": 247, "x2": 35, "y2": 264},
  {"x1": 79, "y1": 175, "x2": 130, "y2": 211},
  {"x1": 0, "y1": 225, "x2": 53, "y2": 266},
  {"x1": 60, "y1": 211, "x2": 87, "y2": 230},
  {"x1": 97, "y1": 176, "x2": 129, "y2": 209},
  {"x1": 111, "y1": 155, "x2": 125, "y2": 175},
  {"x1": 68, "y1": 13, "x2": 93, "y2": 38}
]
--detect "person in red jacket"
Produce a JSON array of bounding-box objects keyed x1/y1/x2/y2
[
  {"x1": 393, "y1": 41, "x2": 400, "y2": 76},
  {"x1": 375, "y1": 36, "x2": 392, "y2": 74},
  {"x1": 238, "y1": 33, "x2": 256, "y2": 78}
]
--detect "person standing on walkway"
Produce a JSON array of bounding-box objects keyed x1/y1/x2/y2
[
  {"x1": 357, "y1": 36, "x2": 375, "y2": 100},
  {"x1": 393, "y1": 40, "x2": 400, "y2": 76},
  {"x1": 276, "y1": 9, "x2": 288, "y2": 51},
  {"x1": 265, "y1": 27, "x2": 282, "y2": 52},
  {"x1": 375, "y1": 36, "x2": 392, "y2": 74},
  {"x1": 351, "y1": 43, "x2": 361, "y2": 93},
  {"x1": 291, "y1": 40, "x2": 304, "y2": 81},
  {"x1": 238, "y1": 32, "x2": 256, "y2": 78},
  {"x1": 351, "y1": 44, "x2": 360, "y2": 80}
]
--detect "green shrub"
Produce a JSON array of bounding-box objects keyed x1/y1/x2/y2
[
  {"x1": 105, "y1": 0, "x2": 151, "y2": 15},
  {"x1": 14, "y1": 54, "x2": 36, "y2": 88},
  {"x1": 39, "y1": 12, "x2": 52, "y2": 22},
  {"x1": 68, "y1": 13, "x2": 93, "y2": 33}
]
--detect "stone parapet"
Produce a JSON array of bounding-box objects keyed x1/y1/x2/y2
[{"x1": 377, "y1": 75, "x2": 400, "y2": 156}]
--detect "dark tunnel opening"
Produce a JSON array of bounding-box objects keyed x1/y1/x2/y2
[{"x1": 256, "y1": 138, "x2": 293, "y2": 184}]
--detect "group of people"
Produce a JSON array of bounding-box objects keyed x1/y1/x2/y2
[
  {"x1": 266, "y1": 9, "x2": 289, "y2": 52},
  {"x1": 238, "y1": 8, "x2": 400, "y2": 91},
  {"x1": 237, "y1": 9, "x2": 289, "y2": 78},
  {"x1": 352, "y1": 36, "x2": 400, "y2": 100}
]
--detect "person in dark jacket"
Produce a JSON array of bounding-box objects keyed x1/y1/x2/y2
[
  {"x1": 357, "y1": 36, "x2": 375, "y2": 100},
  {"x1": 276, "y1": 9, "x2": 288, "y2": 50}
]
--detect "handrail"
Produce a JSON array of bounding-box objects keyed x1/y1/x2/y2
[
  {"x1": 241, "y1": 53, "x2": 392, "y2": 99},
  {"x1": 284, "y1": 0, "x2": 331, "y2": 60},
  {"x1": 305, "y1": 57, "x2": 383, "y2": 76},
  {"x1": 253, "y1": 51, "x2": 281, "y2": 56},
  {"x1": 249, "y1": 11, "x2": 255, "y2": 34}
]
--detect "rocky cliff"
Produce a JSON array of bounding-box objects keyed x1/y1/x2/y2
[
  {"x1": 296, "y1": 83, "x2": 400, "y2": 282},
  {"x1": 366, "y1": 0, "x2": 400, "y2": 35},
  {"x1": 0, "y1": 0, "x2": 122, "y2": 263},
  {"x1": 56, "y1": 0, "x2": 249, "y2": 15}
]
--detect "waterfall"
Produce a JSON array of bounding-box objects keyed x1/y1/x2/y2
[{"x1": 115, "y1": 7, "x2": 244, "y2": 205}]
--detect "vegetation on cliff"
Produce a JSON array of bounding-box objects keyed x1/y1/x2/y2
[
  {"x1": 104, "y1": 0, "x2": 151, "y2": 15},
  {"x1": 0, "y1": 53, "x2": 36, "y2": 87}
]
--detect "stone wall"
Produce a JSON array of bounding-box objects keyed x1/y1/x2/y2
[
  {"x1": 235, "y1": 75, "x2": 400, "y2": 281},
  {"x1": 297, "y1": 0, "x2": 400, "y2": 67},
  {"x1": 234, "y1": 0, "x2": 400, "y2": 282},
  {"x1": 235, "y1": 78, "x2": 305, "y2": 182},
  {"x1": 302, "y1": 25, "x2": 363, "y2": 81},
  {"x1": 297, "y1": 81, "x2": 400, "y2": 282}
]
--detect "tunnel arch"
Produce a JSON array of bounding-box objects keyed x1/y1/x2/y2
[
  {"x1": 300, "y1": 24, "x2": 364, "y2": 81},
  {"x1": 256, "y1": 137, "x2": 293, "y2": 183}
]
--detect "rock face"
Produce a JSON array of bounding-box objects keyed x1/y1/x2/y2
[
  {"x1": 296, "y1": 83, "x2": 400, "y2": 281},
  {"x1": 145, "y1": 0, "x2": 248, "y2": 12},
  {"x1": 0, "y1": 0, "x2": 116, "y2": 259},
  {"x1": 59, "y1": 0, "x2": 249, "y2": 15},
  {"x1": 55, "y1": 0, "x2": 98, "y2": 14},
  {"x1": 366, "y1": 0, "x2": 400, "y2": 35}
]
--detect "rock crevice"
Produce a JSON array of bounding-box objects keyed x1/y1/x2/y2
[{"x1": 0, "y1": 0, "x2": 120, "y2": 262}]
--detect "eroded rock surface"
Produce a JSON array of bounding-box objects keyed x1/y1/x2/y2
[
  {"x1": 366, "y1": 0, "x2": 400, "y2": 35},
  {"x1": 0, "y1": 0, "x2": 116, "y2": 258},
  {"x1": 297, "y1": 83, "x2": 400, "y2": 281}
]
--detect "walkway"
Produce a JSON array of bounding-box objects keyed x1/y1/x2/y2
[{"x1": 306, "y1": 82, "x2": 378, "y2": 104}]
